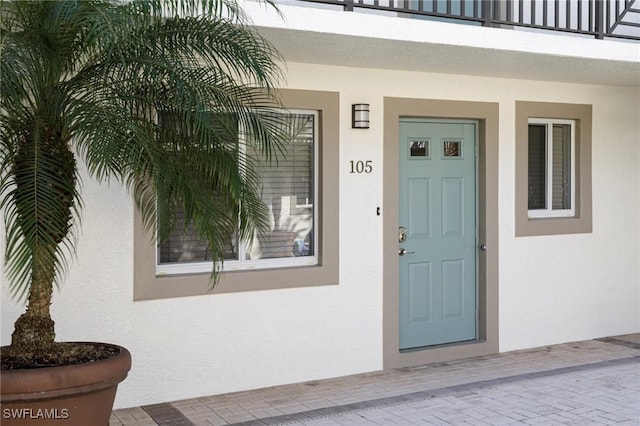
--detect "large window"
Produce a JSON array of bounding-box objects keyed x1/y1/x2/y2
[
  {"x1": 527, "y1": 118, "x2": 575, "y2": 218},
  {"x1": 515, "y1": 101, "x2": 592, "y2": 237},
  {"x1": 134, "y1": 89, "x2": 339, "y2": 300},
  {"x1": 157, "y1": 111, "x2": 318, "y2": 275}
]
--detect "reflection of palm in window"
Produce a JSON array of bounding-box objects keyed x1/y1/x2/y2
[{"x1": 443, "y1": 141, "x2": 460, "y2": 157}]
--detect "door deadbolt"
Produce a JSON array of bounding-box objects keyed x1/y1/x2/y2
[{"x1": 398, "y1": 226, "x2": 407, "y2": 242}]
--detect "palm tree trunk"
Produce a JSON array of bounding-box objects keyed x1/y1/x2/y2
[
  {"x1": 9, "y1": 128, "x2": 76, "y2": 353},
  {"x1": 11, "y1": 248, "x2": 56, "y2": 352}
]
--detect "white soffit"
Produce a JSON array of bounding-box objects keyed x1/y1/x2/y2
[{"x1": 245, "y1": 2, "x2": 640, "y2": 87}]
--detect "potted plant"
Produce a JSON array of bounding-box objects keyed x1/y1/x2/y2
[{"x1": 0, "y1": 0, "x2": 284, "y2": 424}]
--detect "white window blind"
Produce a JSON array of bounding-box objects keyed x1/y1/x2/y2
[{"x1": 246, "y1": 113, "x2": 315, "y2": 260}]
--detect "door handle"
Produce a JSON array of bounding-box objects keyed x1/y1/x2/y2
[
  {"x1": 480, "y1": 243, "x2": 487, "y2": 251},
  {"x1": 398, "y1": 248, "x2": 415, "y2": 256}
]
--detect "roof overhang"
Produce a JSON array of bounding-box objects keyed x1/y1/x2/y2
[{"x1": 244, "y1": 2, "x2": 640, "y2": 87}]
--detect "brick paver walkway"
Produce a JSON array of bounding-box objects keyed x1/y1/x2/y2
[{"x1": 110, "y1": 334, "x2": 640, "y2": 425}]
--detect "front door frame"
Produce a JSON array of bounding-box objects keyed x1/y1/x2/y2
[{"x1": 383, "y1": 97, "x2": 500, "y2": 368}]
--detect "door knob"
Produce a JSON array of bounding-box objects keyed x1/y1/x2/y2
[
  {"x1": 480, "y1": 243, "x2": 487, "y2": 251},
  {"x1": 398, "y1": 248, "x2": 415, "y2": 256}
]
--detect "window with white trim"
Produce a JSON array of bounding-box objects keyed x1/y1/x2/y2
[
  {"x1": 156, "y1": 109, "x2": 318, "y2": 276},
  {"x1": 527, "y1": 118, "x2": 575, "y2": 218}
]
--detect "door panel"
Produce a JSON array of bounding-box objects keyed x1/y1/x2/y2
[
  {"x1": 408, "y1": 178, "x2": 431, "y2": 238},
  {"x1": 408, "y1": 262, "x2": 432, "y2": 323},
  {"x1": 399, "y1": 120, "x2": 477, "y2": 349},
  {"x1": 442, "y1": 259, "x2": 464, "y2": 319},
  {"x1": 442, "y1": 177, "x2": 464, "y2": 237}
]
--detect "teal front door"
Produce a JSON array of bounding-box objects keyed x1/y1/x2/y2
[{"x1": 399, "y1": 119, "x2": 477, "y2": 349}]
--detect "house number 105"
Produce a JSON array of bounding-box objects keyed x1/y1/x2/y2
[{"x1": 349, "y1": 160, "x2": 373, "y2": 174}]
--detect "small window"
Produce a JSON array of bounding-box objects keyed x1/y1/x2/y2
[
  {"x1": 527, "y1": 119, "x2": 575, "y2": 218},
  {"x1": 156, "y1": 110, "x2": 318, "y2": 276},
  {"x1": 408, "y1": 138, "x2": 429, "y2": 158},
  {"x1": 443, "y1": 140, "x2": 462, "y2": 158},
  {"x1": 515, "y1": 101, "x2": 592, "y2": 237}
]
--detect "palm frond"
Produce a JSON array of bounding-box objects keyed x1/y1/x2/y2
[
  {"x1": 1, "y1": 119, "x2": 80, "y2": 300},
  {"x1": 1, "y1": 0, "x2": 286, "y2": 306}
]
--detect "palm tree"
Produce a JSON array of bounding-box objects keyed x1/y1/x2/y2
[{"x1": 0, "y1": 0, "x2": 285, "y2": 361}]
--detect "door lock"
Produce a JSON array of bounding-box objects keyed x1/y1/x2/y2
[{"x1": 398, "y1": 226, "x2": 407, "y2": 242}]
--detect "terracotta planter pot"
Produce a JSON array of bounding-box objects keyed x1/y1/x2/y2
[{"x1": 1, "y1": 343, "x2": 131, "y2": 426}]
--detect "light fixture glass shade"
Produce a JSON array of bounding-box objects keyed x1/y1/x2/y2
[{"x1": 352, "y1": 104, "x2": 370, "y2": 129}]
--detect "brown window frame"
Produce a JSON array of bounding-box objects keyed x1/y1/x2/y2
[
  {"x1": 515, "y1": 101, "x2": 592, "y2": 237},
  {"x1": 134, "y1": 89, "x2": 340, "y2": 300}
]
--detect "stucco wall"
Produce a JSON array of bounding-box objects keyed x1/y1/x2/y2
[{"x1": 1, "y1": 62, "x2": 639, "y2": 408}]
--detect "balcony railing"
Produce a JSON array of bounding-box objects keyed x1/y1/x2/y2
[{"x1": 292, "y1": 1, "x2": 640, "y2": 41}]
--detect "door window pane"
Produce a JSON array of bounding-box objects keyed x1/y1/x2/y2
[
  {"x1": 410, "y1": 140, "x2": 429, "y2": 157},
  {"x1": 443, "y1": 140, "x2": 461, "y2": 157}
]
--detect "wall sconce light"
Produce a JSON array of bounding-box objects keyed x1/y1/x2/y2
[{"x1": 352, "y1": 104, "x2": 370, "y2": 129}]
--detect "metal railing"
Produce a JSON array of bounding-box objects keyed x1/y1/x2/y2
[{"x1": 292, "y1": 1, "x2": 640, "y2": 41}]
